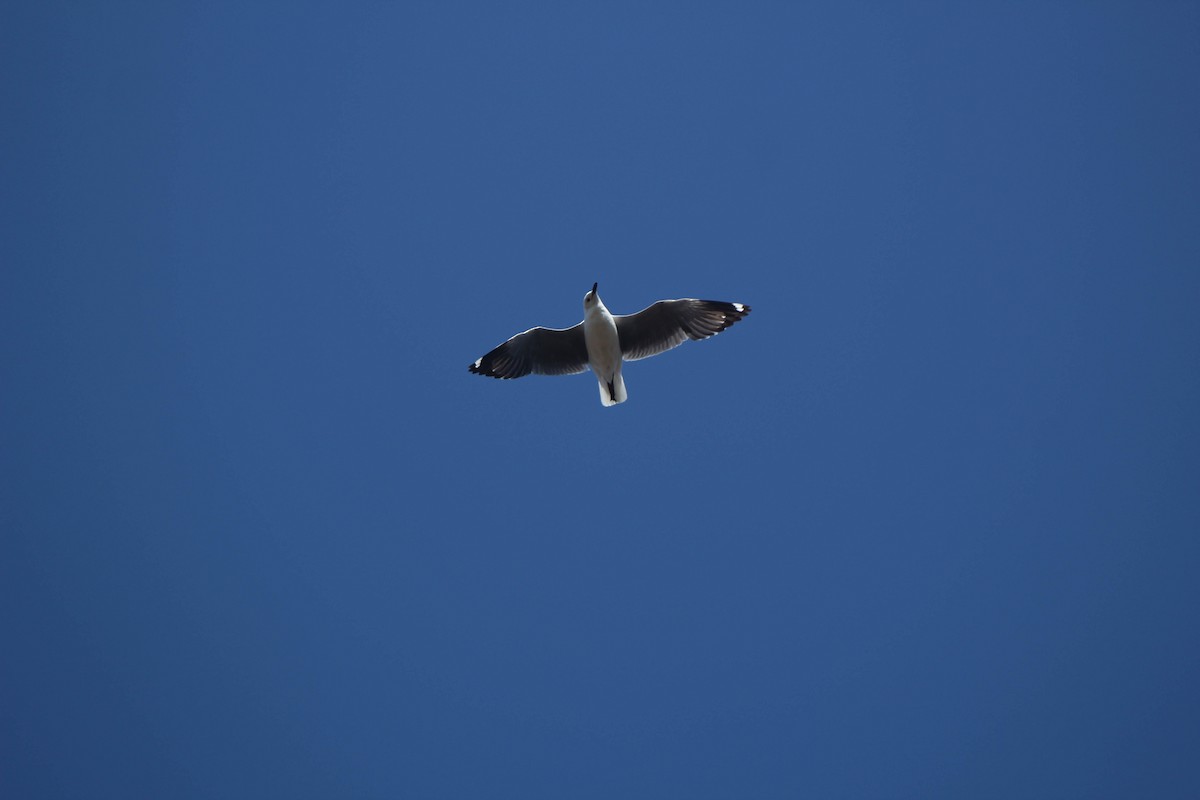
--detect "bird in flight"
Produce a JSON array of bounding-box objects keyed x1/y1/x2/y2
[{"x1": 468, "y1": 283, "x2": 751, "y2": 406}]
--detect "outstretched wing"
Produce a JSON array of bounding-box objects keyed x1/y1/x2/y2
[
  {"x1": 468, "y1": 324, "x2": 589, "y2": 379},
  {"x1": 615, "y1": 299, "x2": 750, "y2": 361}
]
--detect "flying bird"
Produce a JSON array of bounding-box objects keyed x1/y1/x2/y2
[{"x1": 468, "y1": 283, "x2": 751, "y2": 406}]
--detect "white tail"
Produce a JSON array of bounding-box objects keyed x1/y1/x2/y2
[{"x1": 597, "y1": 371, "x2": 627, "y2": 407}]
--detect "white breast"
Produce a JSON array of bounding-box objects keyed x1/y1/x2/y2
[{"x1": 583, "y1": 302, "x2": 621, "y2": 377}]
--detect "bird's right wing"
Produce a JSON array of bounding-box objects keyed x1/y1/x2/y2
[
  {"x1": 615, "y1": 299, "x2": 751, "y2": 361},
  {"x1": 468, "y1": 324, "x2": 589, "y2": 379}
]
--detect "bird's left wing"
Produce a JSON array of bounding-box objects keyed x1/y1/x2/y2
[
  {"x1": 468, "y1": 323, "x2": 589, "y2": 379},
  {"x1": 615, "y1": 299, "x2": 750, "y2": 361}
]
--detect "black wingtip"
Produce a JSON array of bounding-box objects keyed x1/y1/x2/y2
[{"x1": 469, "y1": 355, "x2": 509, "y2": 379}]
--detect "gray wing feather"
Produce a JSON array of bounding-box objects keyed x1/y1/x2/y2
[
  {"x1": 468, "y1": 323, "x2": 589, "y2": 379},
  {"x1": 615, "y1": 299, "x2": 751, "y2": 361}
]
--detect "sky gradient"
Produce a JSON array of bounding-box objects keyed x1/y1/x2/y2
[{"x1": 3, "y1": 3, "x2": 1199, "y2": 797}]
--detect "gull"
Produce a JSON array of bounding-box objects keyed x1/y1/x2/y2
[{"x1": 468, "y1": 283, "x2": 751, "y2": 406}]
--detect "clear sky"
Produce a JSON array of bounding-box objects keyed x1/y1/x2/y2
[{"x1": 3, "y1": 2, "x2": 1199, "y2": 797}]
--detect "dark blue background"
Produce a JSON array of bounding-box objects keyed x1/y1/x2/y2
[{"x1": 4, "y1": 3, "x2": 1199, "y2": 797}]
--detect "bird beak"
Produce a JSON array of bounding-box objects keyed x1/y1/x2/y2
[{"x1": 592, "y1": 282, "x2": 598, "y2": 294}]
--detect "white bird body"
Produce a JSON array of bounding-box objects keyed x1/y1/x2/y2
[
  {"x1": 582, "y1": 289, "x2": 628, "y2": 406},
  {"x1": 468, "y1": 283, "x2": 750, "y2": 407}
]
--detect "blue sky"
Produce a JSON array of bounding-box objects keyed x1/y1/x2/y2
[{"x1": 3, "y1": 2, "x2": 1199, "y2": 797}]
